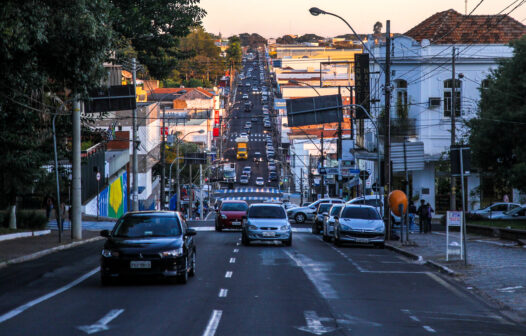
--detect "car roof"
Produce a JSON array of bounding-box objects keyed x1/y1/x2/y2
[
  {"x1": 125, "y1": 210, "x2": 178, "y2": 217},
  {"x1": 222, "y1": 200, "x2": 248, "y2": 204},
  {"x1": 343, "y1": 204, "x2": 376, "y2": 210},
  {"x1": 249, "y1": 203, "x2": 283, "y2": 207}
]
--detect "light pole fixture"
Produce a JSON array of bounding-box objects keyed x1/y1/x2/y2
[{"x1": 175, "y1": 129, "x2": 205, "y2": 212}]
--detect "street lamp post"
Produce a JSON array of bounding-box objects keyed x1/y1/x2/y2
[{"x1": 174, "y1": 129, "x2": 205, "y2": 212}]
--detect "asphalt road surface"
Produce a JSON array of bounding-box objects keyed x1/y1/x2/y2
[{"x1": 0, "y1": 221, "x2": 524, "y2": 335}]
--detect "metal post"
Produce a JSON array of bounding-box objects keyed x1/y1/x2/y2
[
  {"x1": 403, "y1": 140, "x2": 409, "y2": 242},
  {"x1": 320, "y1": 132, "x2": 325, "y2": 199},
  {"x1": 188, "y1": 164, "x2": 192, "y2": 219},
  {"x1": 460, "y1": 148, "x2": 467, "y2": 265},
  {"x1": 160, "y1": 106, "x2": 166, "y2": 210},
  {"x1": 96, "y1": 178, "x2": 100, "y2": 220},
  {"x1": 450, "y1": 47, "x2": 457, "y2": 211},
  {"x1": 71, "y1": 99, "x2": 82, "y2": 240},
  {"x1": 384, "y1": 20, "x2": 392, "y2": 240},
  {"x1": 300, "y1": 168, "x2": 304, "y2": 205},
  {"x1": 52, "y1": 114, "x2": 62, "y2": 243},
  {"x1": 132, "y1": 58, "x2": 139, "y2": 211},
  {"x1": 176, "y1": 139, "x2": 181, "y2": 212},
  {"x1": 200, "y1": 164, "x2": 204, "y2": 220}
]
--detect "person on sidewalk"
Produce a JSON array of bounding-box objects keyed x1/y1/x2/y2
[
  {"x1": 408, "y1": 200, "x2": 417, "y2": 233},
  {"x1": 44, "y1": 196, "x2": 54, "y2": 221},
  {"x1": 417, "y1": 199, "x2": 426, "y2": 233},
  {"x1": 425, "y1": 202, "x2": 434, "y2": 233}
]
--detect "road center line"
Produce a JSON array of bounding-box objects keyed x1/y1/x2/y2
[
  {"x1": 225, "y1": 271, "x2": 233, "y2": 278},
  {"x1": 0, "y1": 266, "x2": 99, "y2": 324},
  {"x1": 202, "y1": 310, "x2": 223, "y2": 336},
  {"x1": 218, "y1": 289, "x2": 228, "y2": 298},
  {"x1": 229, "y1": 258, "x2": 236, "y2": 263}
]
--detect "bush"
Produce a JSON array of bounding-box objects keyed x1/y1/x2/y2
[
  {"x1": 1, "y1": 210, "x2": 47, "y2": 230},
  {"x1": 465, "y1": 213, "x2": 486, "y2": 221}
]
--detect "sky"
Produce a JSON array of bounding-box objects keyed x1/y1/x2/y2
[{"x1": 199, "y1": 0, "x2": 526, "y2": 38}]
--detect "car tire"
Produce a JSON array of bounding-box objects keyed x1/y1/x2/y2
[
  {"x1": 294, "y1": 213, "x2": 306, "y2": 224},
  {"x1": 322, "y1": 233, "x2": 330, "y2": 242},
  {"x1": 100, "y1": 275, "x2": 113, "y2": 286},
  {"x1": 188, "y1": 251, "x2": 196, "y2": 277},
  {"x1": 242, "y1": 232, "x2": 250, "y2": 246},
  {"x1": 284, "y1": 236, "x2": 292, "y2": 246},
  {"x1": 215, "y1": 224, "x2": 222, "y2": 232},
  {"x1": 375, "y1": 242, "x2": 385, "y2": 249},
  {"x1": 177, "y1": 258, "x2": 189, "y2": 284}
]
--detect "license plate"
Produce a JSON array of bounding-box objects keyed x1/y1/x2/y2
[
  {"x1": 231, "y1": 221, "x2": 241, "y2": 226},
  {"x1": 262, "y1": 231, "x2": 276, "y2": 237},
  {"x1": 356, "y1": 238, "x2": 369, "y2": 243},
  {"x1": 130, "y1": 261, "x2": 151, "y2": 269}
]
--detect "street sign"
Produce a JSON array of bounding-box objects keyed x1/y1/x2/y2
[
  {"x1": 359, "y1": 170, "x2": 370, "y2": 181},
  {"x1": 446, "y1": 211, "x2": 464, "y2": 261},
  {"x1": 96, "y1": 172, "x2": 101, "y2": 181},
  {"x1": 391, "y1": 141, "x2": 425, "y2": 172},
  {"x1": 286, "y1": 94, "x2": 343, "y2": 127}
]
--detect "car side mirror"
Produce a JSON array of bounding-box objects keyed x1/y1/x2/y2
[
  {"x1": 100, "y1": 229, "x2": 110, "y2": 238},
  {"x1": 186, "y1": 228, "x2": 197, "y2": 236}
]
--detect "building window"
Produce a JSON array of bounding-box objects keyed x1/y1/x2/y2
[
  {"x1": 395, "y1": 80, "x2": 408, "y2": 118},
  {"x1": 444, "y1": 79, "x2": 461, "y2": 117}
]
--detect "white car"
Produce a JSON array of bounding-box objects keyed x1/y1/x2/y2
[
  {"x1": 471, "y1": 202, "x2": 520, "y2": 218},
  {"x1": 242, "y1": 94, "x2": 249, "y2": 99},
  {"x1": 239, "y1": 174, "x2": 249, "y2": 184},
  {"x1": 334, "y1": 204, "x2": 385, "y2": 248},
  {"x1": 240, "y1": 132, "x2": 248, "y2": 138},
  {"x1": 255, "y1": 177, "x2": 265, "y2": 186}
]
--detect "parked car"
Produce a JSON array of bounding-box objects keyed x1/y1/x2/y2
[
  {"x1": 215, "y1": 200, "x2": 248, "y2": 231},
  {"x1": 255, "y1": 177, "x2": 265, "y2": 186},
  {"x1": 241, "y1": 204, "x2": 291, "y2": 246},
  {"x1": 347, "y1": 195, "x2": 401, "y2": 224},
  {"x1": 287, "y1": 198, "x2": 344, "y2": 224},
  {"x1": 471, "y1": 202, "x2": 521, "y2": 218},
  {"x1": 322, "y1": 204, "x2": 344, "y2": 242},
  {"x1": 334, "y1": 205, "x2": 385, "y2": 248},
  {"x1": 489, "y1": 204, "x2": 526, "y2": 220},
  {"x1": 100, "y1": 211, "x2": 196, "y2": 285},
  {"x1": 312, "y1": 203, "x2": 334, "y2": 234}
]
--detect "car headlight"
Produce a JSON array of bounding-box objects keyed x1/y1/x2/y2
[
  {"x1": 374, "y1": 225, "x2": 385, "y2": 232},
  {"x1": 280, "y1": 225, "x2": 290, "y2": 230},
  {"x1": 221, "y1": 214, "x2": 228, "y2": 220},
  {"x1": 248, "y1": 224, "x2": 258, "y2": 230},
  {"x1": 101, "y1": 249, "x2": 119, "y2": 258},
  {"x1": 161, "y1": 247, "x2": 184, "y2": 257}
]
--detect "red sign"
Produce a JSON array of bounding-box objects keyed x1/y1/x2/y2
[
  {"x1": 213, "y1": 127, "x2": 219, "y2": 137},
  {"x1": 160, "y1": 127, "x2": 169, "y2": 136},
  {"x1": 214, "y1": 110, "x2": 220, "y2": 125}
]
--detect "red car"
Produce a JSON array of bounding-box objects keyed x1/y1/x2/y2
[{"x1": 215, "y1": 200, "x2": 249, "y2": 231}]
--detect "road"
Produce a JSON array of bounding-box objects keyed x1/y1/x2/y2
[{"x1": 0, "y1": 221, "x2": 524, "y2": 335}]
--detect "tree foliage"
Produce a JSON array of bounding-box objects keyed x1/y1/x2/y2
[
  {"x1": 468, "y1": 36, "x2": 526, "y2": 192},
  {"x1": 226, "y1": 36, "x2": 242, "y2": 71},
  {"x1": 238, "y1": 33, "x2": 267, "y2": 47}
]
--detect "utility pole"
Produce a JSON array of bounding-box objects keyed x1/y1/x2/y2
[
  {"x1": 176, "y1": 138, "x2": 181, "y2": 212},
  {"x1": 71, "y1": 99, "x2": 82, "y2": 240},
  {"x1": 300, "y1": 168, "x2": 304, "y2": 205},
  {"x1": 383, "y1": 20, "x2": 392, "y2": 239},
  {"x1": 188, "y1": 164, "x2": 192, "y2": 219},
  {"x1": 200, "y1": 164, "x2": 204, "y2": 220},
  {"x1": 337, "y1": 86, "x2": 343, "y2": 198},
  {"x1": 160, "y1": 105, "x2": 166, "y2": 210},
  {"x1": 320, "y1": 132, "x2": 325, "y2": 199},
  {"x1": 132, "y1": 58, "x2": 139, "y2": 211},
  {"x1": 450, "y1": 46, "x2": 457, "y2": 211}
]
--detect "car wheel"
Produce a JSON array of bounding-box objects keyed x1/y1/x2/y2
[
  {"x1": 215, "y1": 224, "x2": 222, "y2": 232},
  {"x1": 100, "y1": 275, "x2": 113, "y2": 286},
  {"x1": 375, "y1": 242, "x2": 385, "y2": 249},
  {"x1": 189, "y1": 251, "x2": 196, "y2": 277},
  {"x1": 177, "y1": 258, "x2": 189, "y2": 284},
  {"x1": 294, "y1": 213, "x2": 306, "y2": 224},
  {"x1": 284, "y1": 236, "x2": 292, "y2": 246},
  {"x1": 322, "y1": 232, "x2": 330, "y2": 242}
]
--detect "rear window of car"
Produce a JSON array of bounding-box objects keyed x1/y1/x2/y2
[
  {"x1": 330, "y1": 205, "x2": 343, "y2": 216},
  {"x1": 222, "y1": 203, "x2": 248, "y2": 211},
  {"x1": 341, "y1": 207, "x2": 381, "y2": 220},
  {"x1": 113, "y1": 215, "x2": 181, "y2": 238},
  {"x1": 248, "y1": 206, "x2": 286, "y2": 219}
]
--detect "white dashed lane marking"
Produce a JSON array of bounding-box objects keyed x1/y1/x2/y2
[
  {"x1": 218, "y1": 289, "x2": 228, "y2": 298},
  {"x1": 229, "y1": 258, "x2": 236, "y2": 263},
  {"x1": 225, "y1": 271, "x2": 233, "y2": 278}
]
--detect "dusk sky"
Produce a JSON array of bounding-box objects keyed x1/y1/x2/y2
[{"x1": 199, "y1": 0, "x2": 526, "y2": 38}]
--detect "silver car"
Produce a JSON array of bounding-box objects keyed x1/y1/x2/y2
[
  {"x1": 334, "y1": 205, "x2": 385, "y2": 248},
  {"x1": 286, "y1": 198, "x2": 344, "y2": 224},
  {"x1": 242, "y1": 204, "x2": 292, "y2": 246},
  {"x1": 322, "y1": 204, "x2": 344, "y2": 242},
  {"x1": 471, "y1": 202, "x2": 520, "y2": 218}
]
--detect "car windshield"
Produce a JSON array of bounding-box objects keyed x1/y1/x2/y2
[
  {"x1": 318, "y1": 203, "x2": 332, "y2": 213},
  {"x1": 113, "y1": 215, "x2": 181, "y2": 238},
  {"x1": 330, "y1": 205, "x2": 343, "y2": 216},
  {"x1": 341, "y1": 207, "x2": 381, "y2": 220},
  {"x1": 248, "y1": 206, "x2": 286, "y2": 219},
  {"x1": 222, "y1": 203, "x2": 248, "y2": 211}
]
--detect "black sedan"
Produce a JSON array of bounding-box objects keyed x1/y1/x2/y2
[{"x1": 100, "y1": 211, "x2": 196, "y2": 285}]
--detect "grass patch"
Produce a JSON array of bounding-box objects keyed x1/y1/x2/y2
[{"x1": 468, "y1": 220, "x2": 526, "y2": 230}]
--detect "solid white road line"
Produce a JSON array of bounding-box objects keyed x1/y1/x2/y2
[
  {"x1": 225, "y1": 271, "x2": 233, "y2": 278},
  {"x1": 229, "y1": 258, "x2": 236, "y2": 263},
  {"x1": 0, "y1": 267, "x2": 99, "y2": 324},
  {"x1": 77, "y1": 309, "x2": 124, "y2": 334},
  {"x1": 202, "y1": 310, "x2": 223, "y2": 336},
  {"x1": 218, "y1": 289, "x2": 228, "y2": 298},
  {"x1": 423, "y1": 325, "x2": 436, "y2": 333}
]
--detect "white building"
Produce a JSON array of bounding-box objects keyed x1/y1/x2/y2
[{"x1": 365, "y1": 9, "x2": 526, "y2": 210}]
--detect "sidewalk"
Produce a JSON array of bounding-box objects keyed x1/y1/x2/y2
[{"x1": 388, "y1": 230, "x2": 526, "y2": 323}]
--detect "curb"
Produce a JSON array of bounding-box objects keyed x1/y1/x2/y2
[
  {"x1": 0, "y1": 230, "x2": 51, "y2": 242},
  {"x1": 385, "y1": 243, "x2": 459, "y2": 276},
  {"x1": 0, "y1": 236, "x2": 104, "y2": 269}
]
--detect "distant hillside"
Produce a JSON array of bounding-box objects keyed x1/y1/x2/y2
[{"x1": 276, "y1": 33, "x2": 325, "y2": 44}]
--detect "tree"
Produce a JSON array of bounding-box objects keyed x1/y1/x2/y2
[
  {"x1": 226, "y1": 36, "x2": 242, "y2": 71},
  {"x1": 468, "y1": 35, "x2": 526, "y2": 192}
]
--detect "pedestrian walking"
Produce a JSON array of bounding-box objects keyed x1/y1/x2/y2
[
  {"x1": 44, "y1": 196, "x2": 54, "y2": 221},
  {"x1": 408, "y1": 200, "x2": 417, "y2": 233},
  {"x1": 425, "y1": 202, "x2": 434, "y2": 233},
  {"x1": 416, "y1": 199, "x2": 426, "y2": 233}
]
